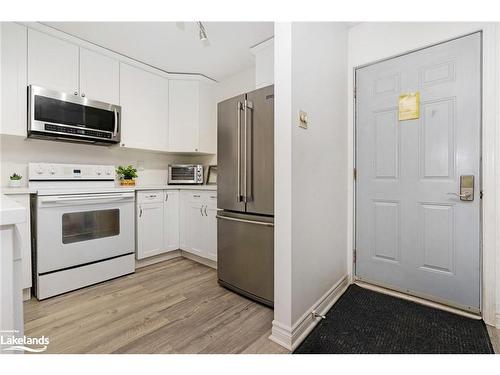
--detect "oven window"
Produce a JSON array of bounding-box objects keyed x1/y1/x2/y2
[
  {"x1": 171, "y1": 167, "x2": 195, "y2": 181},
  {"x1": 62, "y1": 209, "x2": 120, "y2": 244}
]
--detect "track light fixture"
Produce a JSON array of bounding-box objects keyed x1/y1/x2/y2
[{"x1": 197, "y1": 22, "x2": 208, "y2": 41}]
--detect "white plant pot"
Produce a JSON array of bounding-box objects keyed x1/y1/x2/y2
[{"x1": 9, "y1": 179, "x2": 22, "y2": 188}]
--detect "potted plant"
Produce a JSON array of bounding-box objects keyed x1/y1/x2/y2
[
  {"x1": 116, "y1": 165, "x2": 138, "y2": 186},
  {"x1": 9, "y1": 173, "x2": 23, "y2": 188}
]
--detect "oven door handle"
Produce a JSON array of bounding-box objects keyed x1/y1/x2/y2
[{"x1": 39, "y1": 193, "x2": 134, "y2": 205}]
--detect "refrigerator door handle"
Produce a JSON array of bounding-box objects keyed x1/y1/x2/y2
[
  {"x1": 216, "y1": 214, "x2": 274, "y2": 227},
  {"x1": 245, "y1": 100, "x2": 254, "y2": 203},
  {"x1": 237, "y1": 101, "x2": 243, "y2": 202}
]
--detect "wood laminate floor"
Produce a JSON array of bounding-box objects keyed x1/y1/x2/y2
[{"x1": 24, "y1": 257, "x2": 289, "y2": 354}]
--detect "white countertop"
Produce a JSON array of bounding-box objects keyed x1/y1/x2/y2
[
  {"x1": 134, "y1": 184, "x2": 217, "y2": 191},
  {"x1": 0, "y1": 195, "x2": 26, "y2": 226},
  {"x1": 1, "y1": 185, "x2": 217, "y2": 195}
]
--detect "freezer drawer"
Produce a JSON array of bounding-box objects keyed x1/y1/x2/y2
[{"x1": 217, "y1": 211, "x2": 274, "y2": 306}]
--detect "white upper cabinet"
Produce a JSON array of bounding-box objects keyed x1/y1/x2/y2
[
  {"x1": 1, "y1": 22, "x2": 27, "y2": 137},
  {"x1": 168, "y1": 80, "x2": 216, "y2": 153},
  {"x1": 28, "y1": 29, "x2": 79, "y2": 94},
  {"x1": 251, "y1": 38, "x2": 274, "y2": 89},
  {"x1": 119, "y1": 63, "x2": 169, "y2": 151},
  {"x1": 79, "y1": 48, "x2": 119, "y2": 104},
  {"x1": 168, "y1": 80, "x2": 200, "y2": 152}
]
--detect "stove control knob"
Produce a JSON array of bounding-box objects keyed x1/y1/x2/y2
[
  {"x1": 95, "y1": 167, "x2": 102, "y2": 176},
  {"x1": 105, "y1": 168, "x2": 112, "y2": 176},
  {"x1": 35, "y1": 164, "x2": 45, "y2": 175},
  {"x1": 49, "y1": 166, "x2": 56, "y2": 175}
]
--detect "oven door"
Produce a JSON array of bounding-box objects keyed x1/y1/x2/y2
[
  {"x1": 168, "y1": 165, "x2": 197, "y2": 184},
  {"x1": 35, "y1": 192, "x2": 134, "y2": 274},
  {"x1": 29, "y1": 85, "x2": 120, "y2": 143}
]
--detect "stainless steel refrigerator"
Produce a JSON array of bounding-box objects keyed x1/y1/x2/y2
[{"x1": 217, "y1": 85, "x2": 274, "y2": 307}]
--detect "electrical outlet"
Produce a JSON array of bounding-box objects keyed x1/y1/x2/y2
[{"x1": 299, "y1": 110, "x2": 308, "y2": 129}]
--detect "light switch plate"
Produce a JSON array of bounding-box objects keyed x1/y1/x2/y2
[{"x1": 299, "y1": 110, "x2": 308, "y2": 129}]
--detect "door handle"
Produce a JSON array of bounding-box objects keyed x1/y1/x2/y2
[
  {"x1": 237, "y1": 101, "x2": 243, "y2": 202},
  {"x1": 200, "y1": 205, "x2": 204, "y2": 216},
  {"x1": 447, "y1": 192, "x2": 471, "y2": 198},
  {"x1": 447, "y1": 175, "x2": 474, "y2": 201},
  {"x1": 204, "y1": 205, "x2": 208, "y2": 216},
  {"x1": 165, "y1": 193, "x2": 169, "y2": 202},
  {"x1": 244, "y1": 100, "x2": 253, "y2": 203},
  {"x1": 216, "y1": 214, "x2": 274, "y2": 227},
  {"x1": 243, "y1": 99, "x2": 248, "y2": 203},
  {"x1": 113, "y1": 108, "x2": 118, "y2": 137},
  {"x1": 139, "y1": 207, "x2": 143, "y2": 217}
]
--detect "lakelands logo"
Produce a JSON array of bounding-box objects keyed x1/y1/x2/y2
[{"x1": 0, "y1": 330, "x2": 49, "y2": 353}]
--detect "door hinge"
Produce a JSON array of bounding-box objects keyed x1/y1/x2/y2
[
  {"x1": 480, "y1": 191, "x2": 483, "y2": 199},
  {"x1": 353, "y1": 168, "x2": 357, "y2": 180}
]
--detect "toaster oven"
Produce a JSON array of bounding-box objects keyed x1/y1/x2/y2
[{"x1": 168, "y1": 164, "x2": 204, "y2": 184}]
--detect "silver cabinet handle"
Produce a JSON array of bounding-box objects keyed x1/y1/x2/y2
[
  {"x1": 447, "y1": 192, "x2": 471, "y2": 198},
  {"x1": 74, "y1": 91, "x2": 78, "y2": 95},
  {"x1": 216, "y1": 215, "x2": 274, "y2": 227},
  {"x1": 204, "y1": 205, "x2": 208, "y2": 216},
  {"x1": 139, "y1": 207, "x2": 143, "y2": 217},
  {"x1": 237, "y1": 101, "x2": 243, "y2": 202},
  {"x1": 200, "y1": 205, "x2": 203, "y2": 216},
  {"x1": 193, "y1": 194, "x2": 201, "y2": 198},
  {"x1": 81, "y1": 93, "x2": 86, "y2": 97},
  {"x1": 165, "y1": 193, "x2": 169, "y2": 202}
]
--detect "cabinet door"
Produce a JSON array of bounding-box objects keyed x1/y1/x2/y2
[
  {"x1": 79, "y1": 48, "x2": 119, "y2": 104},
  {"x1": 8, "y1": 194, "x2": 32, "y2": 291},
  {"x1": 28, "y1": 29, "x2": 79, "y2": 94},
  {"x1": 136, "y1": 202, "x2": 164, "y2": 259},
  {"x1": 120, "y1": 63, "x2": 169, "y2": 151},
  {"x1": 163, "y1": 190, "x2": 180, "y2": 251},
  {"x1": 168, "y1": 80, "x2": 199, "y2": 152},
  {"x1": 204, "y1": 194, "x2": 218, "y2": 261},
  {"x1": 198, "y1": 81, "x2": 216, "y2": 154},
  {"x1": 1, "y1": 23, "x2": 27, "y2": 137},
  {"x1": 180, "y1": 191, "x2": 204, "y2": 256}
]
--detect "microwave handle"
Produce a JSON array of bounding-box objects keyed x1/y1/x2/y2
[{"x1": 113, "y1": 109, "x2": 118, "y2": 137}]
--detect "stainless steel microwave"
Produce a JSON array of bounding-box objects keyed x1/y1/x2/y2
[
  {"x1": 28, "y1": 85, "x2": 121, "y2": 145},
  {"x1": 168, "y1": 164, "x2": 204, "y2": 184}
]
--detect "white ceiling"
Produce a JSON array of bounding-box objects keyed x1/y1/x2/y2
[{"x1": 43, "y1": 22, "x2": 274, "y2": 82}]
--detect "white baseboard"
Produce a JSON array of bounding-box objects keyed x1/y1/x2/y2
[
  {"x1": 181, "y1": 251, "x2": 217, "y2": 269},
  {"x1": 135, "y1": 250, "x2": 181, "y2": 269},
  {"x1": 270, "y1": 275, "x2": 350, "y2": 351}
]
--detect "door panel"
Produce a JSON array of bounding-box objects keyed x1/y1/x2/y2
[
  {"x1": 355, "y1": 33, "x2": 481, "y2": 311},
  {"x1": 80, "y1": 48, "x2": 119, "y2": 104},
  {"x1": 217, "y1": 211, "x2": 274, "y2": 306},
  {"x1": 217, "y1": 94, "x2": 246, "y2": 212},
  {"x1": 246, "y1": 85, "x2": 274, "y2": 215},
  {"x1": 164, "y1": 190, "x2": 180, "y2": 251}
]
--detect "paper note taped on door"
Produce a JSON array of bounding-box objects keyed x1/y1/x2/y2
[{"x1": 398, "y1": 92, "x2": 420, "y2": 121}]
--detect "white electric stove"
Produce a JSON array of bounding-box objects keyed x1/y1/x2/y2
[{"x1": 29, "y1": 163, "x2": 136, "y2": 300}]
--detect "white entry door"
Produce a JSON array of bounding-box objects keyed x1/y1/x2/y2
[{"x1": 355, "y1": 33, "x2": 481, "y2": 312}]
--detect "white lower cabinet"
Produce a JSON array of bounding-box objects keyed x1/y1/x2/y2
[
  {"x1": 180, "y1": 191, "x2": 218, "y2": 261},
  {"x1": 136, "y1": 189, "x2": 216, "y2": 261},
  {"x1": 163, "y1": 190, "x2": 180, "y2": 251}
]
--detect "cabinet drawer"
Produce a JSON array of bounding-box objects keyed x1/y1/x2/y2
[{"x1": 137, "y1": 190, "x2": 164, "y2": 203}]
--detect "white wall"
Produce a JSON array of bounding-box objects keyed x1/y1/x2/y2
[
  {"x1": 0, "y1": 135, "x2": 211, "y2": 187},
  {"x1": 347, "y1": 22, "x2": 500, "y2": 327},
  {"x1": 214, "y1": 66, "x2": 255, "y2": 103},
  {"x1": 272, "y1": 22, "x2": 349, "y2": 349},
  {"x1": 291, "y1": 22, "x2": 348, "y2": 322}
]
